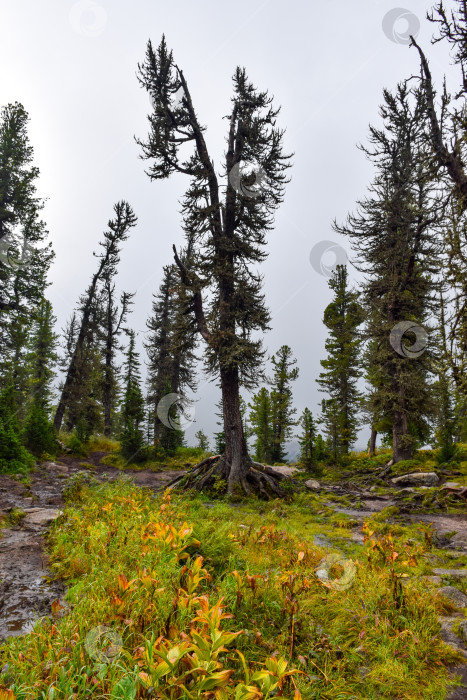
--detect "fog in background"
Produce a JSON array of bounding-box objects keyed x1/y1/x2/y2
[{"x1": 0, "y1": 0, "x2": 455, "y2": 454}]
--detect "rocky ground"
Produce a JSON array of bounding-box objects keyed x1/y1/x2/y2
[
  {"x1": 0, "y1": 455, "x2": 466, "y2": 697},
  {"x1": 302, "y1": 472, "x2": 467, "y2": 699}
]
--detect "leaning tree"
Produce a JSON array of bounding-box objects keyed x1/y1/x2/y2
[
  {"x1": 137, "y1": 37, "x2": 291, "y2": 496},
  {"x1": 54, "y1": 201, "x2": 137, "y2": 432}
]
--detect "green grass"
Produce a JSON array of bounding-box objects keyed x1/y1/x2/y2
[
  {"x1": 0, "y1": 480, "x2": 463, "y2": 699},
  {"x1": 87, "y1": 435, "x2": 121, "y2": 453},
  {"x1": 100, "y1": 446, "x2": 209, "y2": 471},
  {"x1": 0, "y1": 507, "x2": 28, "y2": 539}
]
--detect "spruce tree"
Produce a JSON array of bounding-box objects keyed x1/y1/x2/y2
[
  {"x1": 213, "y1": 399, "x2": 226, "y2": 455},
  {"x1": 195, "y1": 430, "x2": 209, "y2": 451},
  {"x1": 145, "y1": 258, "x2": 196, "y2": 450},
  {"x1": 26, "y1": 299, "x2": 57, "y2": 410},
  {"x1": 314, "y1": 433, "x2": 329, "y2": 463},
  {"x1": 431, "y1": 288, "x2": 460, "y2": 457},
  {"x1": 248, "y1": 387, "x2": 273, "y2": 463},
  {"x1": 317, "y1": 265, "x2": 362, "y2": 460},
  {"x1": 0, "y1": 385, "x2": 34, "y2": 472},
  {"x1": 137, "y1": 37, "x2": 291, "y2": 496},
  {"x1": 23, "y1": 299, "x2": 58, "y2": 456},
  {"x1": 270, "y1": 346, "x2": 299, "y2": 463},
  {"x1": 335, "y1": 84, "x2": 440, "y2": 462},
  {"x1": 318, "y1": 398, "x2": 341, "y2": 464},
  {"x1": 120, "y1": 331, "x2": 145, "y2": 461},
  {"x1": 214, "y1": 431, "x2": 226, "y2": 456},
  {"x1": 297, "y1": 407, "x2": 318, "y2": 473},
  {"x1": 59, "y1": 293, "x2": 104, "y2": 439},
  {"x1": 146, "y1": 266, "x2": 174, "y2": 446},
  {"x1": 0, "y1": 103, "x2": 54, "y2": 412}
]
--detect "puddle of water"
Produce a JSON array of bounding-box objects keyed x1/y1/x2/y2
[
  {"x1": 7, "y1": 619, "x2": 34, "y2": 634},
  {"x1": 0, "y1": 577, "x2": 62, "y2": 640}
]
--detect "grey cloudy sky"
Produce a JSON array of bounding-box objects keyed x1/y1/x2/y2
[{"x1": 0, "y1": 0, "x2": 455, "y2": 452}]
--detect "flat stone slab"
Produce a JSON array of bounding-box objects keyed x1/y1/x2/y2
[
  {"x1": 43, "y1": 463, "x2": 69, "y2": 474},
  {"x1": 432, "y1": 568, "x2": 467, "y2": 579},
  {"x1": 22, "y1": 509, "x2": 62, "y2": 527},
  {"x1": 439, "y1": 616, "x2": 467, "y2": 658},
  {"x1": 268, "y1": 465, "x2": 300, "y2": 477},
  {"x1": 446, "y1": 664, "x2": 467, "y2": 700},
  {"x1": 438, "y1": 586, "x2": 467, "y2": 609},
  {"x1": 391, "y1": 472, "x2": 440, "y2": 487}
]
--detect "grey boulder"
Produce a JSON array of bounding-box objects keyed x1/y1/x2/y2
[{"x1": 391, "y1": 472, "x2": 439, "y2": 487}]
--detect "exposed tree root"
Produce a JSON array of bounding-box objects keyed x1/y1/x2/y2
[{"x1": 165, "y1": 455, "x2": 293, "y2": 499}]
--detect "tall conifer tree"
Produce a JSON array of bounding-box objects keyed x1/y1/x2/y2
[
  {"x1": 0, "y1": 103, "x2": 54, "y2": 412},
  {"x1": 269, "y1": 346, "x2": 299, "y2": 463},
  {"x1": 317, "y1": 265, "x2": 362, "y2": 460},
  {"x1": 120, "y1": 330, "x2": 145, "y2": 461},
  {"x1": 137, "y1": 37, "x2": 291, "y2": 495},
  {"x1": 248, "y1": 387, "x2": 273, "y2": 463},
  {"x1": 335, "y1": 85, "x2": 440, "y2": 462},
  {"x1": 298, "y1": 407, "x2": 317, "y2": 472}
]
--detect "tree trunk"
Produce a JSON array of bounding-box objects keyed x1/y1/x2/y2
[
  {"x1": 392, "y1": 409, "x2": 413, "y2": 462},
  {"x1": 368, "y1": 427, "x2": 377, "y2": 456},
  {"x1": 387, "y1": 301, "x2": 414, "y2": 463},
  {"x1": 167, "y1": 364, "x2": 288, "y2": 499},
  {"x1": 221, "y1": 367, "x2": 249, "y2": 493}
]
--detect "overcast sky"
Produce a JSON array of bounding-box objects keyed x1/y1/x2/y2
[{"x1": 0, "y1": 0, "x2": 457, "y2": 453}]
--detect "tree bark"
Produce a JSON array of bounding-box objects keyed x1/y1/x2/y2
[
  {"x1": 369, "y1": 427, "x2": 377, "y2": 457},
  {"x1": 221, "y1": 367, "x2": 250, "y2": 493},
  {"x1": 392, "y1": 409, "x2": 413, "y2": 462}
]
